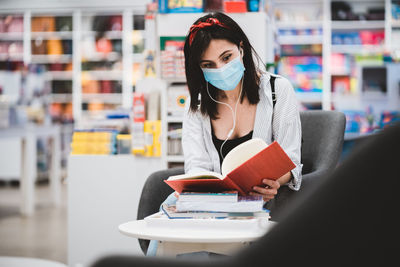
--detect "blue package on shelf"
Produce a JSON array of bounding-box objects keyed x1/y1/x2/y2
[
  {"x1": 158, "y1": 0, "x2": 169, "y2": 13},
  {"x1": 158, "y1": 0, "x2": 203, "y2": 13},
  {"x1": 341, "y1": 110, "x2": 368, "y2": 133},
  {"x1": 379, "y1": 111, "x2": 400, "y2": 129},
  {"x1": 392, "y1": 3, "x2": 400, "y2": 20},
  {"x1": 106, "y1": 114, "x2": 130, "y2": 119}
]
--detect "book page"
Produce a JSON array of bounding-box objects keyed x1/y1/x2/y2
[
  {"x1": 167, "y1": 171, "x2": 224, "y2": 181},
  {"x1": 221, "y1": 138, "x2": 268, "y2": 177}
]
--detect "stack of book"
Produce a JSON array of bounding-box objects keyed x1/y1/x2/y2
[{"x1": 161, "y1": 191, "x2": 269, "y2": 220}]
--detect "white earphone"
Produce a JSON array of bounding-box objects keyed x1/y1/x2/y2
[
  {"x1": 205, "y1": 47, "x2": 244, "y2": 160},
  {"x1": 206, "y1": 77, "x2": 243, "y2": 160}
]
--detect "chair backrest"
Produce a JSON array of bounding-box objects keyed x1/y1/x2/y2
[
  {"x1": 300, "y1": 110, "x2": 346, "y2": 177},
  {"x1": 264, "y1": 110, "x2": 346, "y2": 219}
]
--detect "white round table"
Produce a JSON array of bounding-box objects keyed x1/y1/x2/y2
[
  {"x1": 119, "y1": 219, "x2": 276, "y2": 256},
  {"x1": 0, "y1": 256, "x2": 67, "y2": 267}
]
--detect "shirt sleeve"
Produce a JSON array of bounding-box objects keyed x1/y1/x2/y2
[
  {"x1": 182, "y1": 100, "x2": 214, "y2": 174},
  {"x1": 272, "y1": 77, "x2": 303, "y2": 191}
]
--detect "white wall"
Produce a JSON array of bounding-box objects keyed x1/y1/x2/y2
[{"x1": 68, "y1": 155, "x2": 163, "y2": 267}]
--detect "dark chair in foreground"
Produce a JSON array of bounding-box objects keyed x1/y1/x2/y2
[
  {"x1": 94, "y1": 122, "x2": 400, "y2": 267},
  {"x1": 137, "y1": 110, "x2": 346, "y2": 254}
]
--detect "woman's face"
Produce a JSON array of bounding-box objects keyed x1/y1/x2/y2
[{"x1": 199, "y1": 39, "x2": 242, "y2": 69}]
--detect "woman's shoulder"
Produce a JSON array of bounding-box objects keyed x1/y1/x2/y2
[{"x1": 259, "y1": 72, "x2": 293, "y2": 91}]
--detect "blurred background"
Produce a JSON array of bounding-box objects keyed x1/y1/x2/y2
[{"x1": 0, "y1": 0, "x2": 399, "y2": 266}]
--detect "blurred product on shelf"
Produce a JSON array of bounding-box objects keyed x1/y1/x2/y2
[
  {"x1": 56, "y1": 16, "x2": 73, "y2": 31},
  {"x1": 0, "y1": 41, "x2": 23, "y2": 58},
  {"x1": 331, "y1": 53, "x2": 352, "y2": 75},
  {"x1": 167, "y1": 84, "x2": 188, "y2": 117},
  {"x1": 280, "y1": 44, "x2": 322, "y2": 56},
  {"x1": 144, "y1": 50, "x2": 156, "y2": 78},
  {"x1": 144, "y1": 120, "x2": 161, "y2": 157},
  {"x1": 0, "y1": 98, "x2": 10, "y2": 128},
  {"x1": 278, "y1": 55, "x2": 322, "y2": 93},
  {"x1": 116, "y1": 134, "x2": 132, "y2": 154},
  {"x1": 158, "y1": 0, "x2": 203, "y2": 13},
  {"x1": 131, "y1": 92, "x2": 146, "y2": 155},
  {"x1": 132, "y1": 62, "x2": 143, "y2": 86},
  {"x1": 0, "y1": 15, "x2": 23, "y2": 32},
  {"x1": 92, "y1": 15, "x2": 122, "y2": 33},
  {"x1": 274, "y1": 2, "x2": 323, "y2": 22},
  {"x1": 393, "y1": 1, "x2": 400, "y2": 20},
  {"x1": 204, "y1": 0, "x2": 223, "y2": 12},
  {"x1": 146, "y1": 90, "x2": 160, "y2": 121},
  {"x1": 81, "y1": 79, "x2": 122, "y2": 94},
  {"x1": 167, "y1": 123, "x2": 182, "y2": 156},
  {"x1": 31, "y1": 39, "x2": 47, "y2": 55},
  {"x1": 342, "y1": 108, "x2": 375, "y2": 134},
  {"x1": 70, "y1": 129, "x2": 117, "y2": 155},
  {"x1": 341, "y1": 107, "x2": 400, "y2": 136},
  {"x1": 332, "y1": 30, "x2": 385, "y2": 46},
  {"x1": 331, "y1": 75, "x2": 353, "y2": 95},
  {"x1": 224, "y1": 1, "x2": 247, "y2": 13},
  {"x1": 379, "y1": 110, "x2": 400, "y2": 129},
  {"x1": 129, "y1": 91, "x2": 162, "y2": 157},
  {"x1": 331, "y1": 1, "x2": 385, "y2": 21},
  {"x1": 31, "y1": 16, "x2": 56, "y2": 32},
  {"x1": 50, "y1": 102, "x2": 73, "y2": 124},
  {"x1": 47, "y1": 39, "x2": 63, "y2": 55},
  {"x1": 96, "y1": 37, "x2": 113, "y2": 53},
  {"x1": 132, "y1": 92, "x2": 145, "y2": 122},
  {"x1": 160, "y1": 38, "x2": 185, "y2": 80}
]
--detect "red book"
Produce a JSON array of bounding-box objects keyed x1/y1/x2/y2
[{"x1": 164, "y1": 138, "x2": 296, "y2": 196}]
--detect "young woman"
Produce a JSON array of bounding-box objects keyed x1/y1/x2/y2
[{"x1": 147, "y1": 12, "x2": 302, "y2": 256}]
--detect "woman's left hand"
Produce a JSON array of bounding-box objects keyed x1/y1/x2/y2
[{"x1": 250, "y1": 179, "x2": 280, "y2": 202}]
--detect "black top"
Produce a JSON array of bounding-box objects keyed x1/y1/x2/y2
[{"x1": 212, "y1": 130, "x2": 253, "y2": 166}]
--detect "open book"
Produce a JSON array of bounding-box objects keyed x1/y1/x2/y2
[{"x1": 164, "y1": 138, "x2": 296, "y2": 196}]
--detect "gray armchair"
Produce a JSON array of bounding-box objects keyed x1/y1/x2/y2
[
  {"x1": 137, "y1": 110, "x2": 346, "y2": 254},
  {"x1": 94, "y1": 122, "x2": 399, "y2": 267}
]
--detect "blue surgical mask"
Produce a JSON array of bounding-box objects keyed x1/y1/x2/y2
[{"x1": 201, "y1": 55, "x2": 245, "y2": 91}]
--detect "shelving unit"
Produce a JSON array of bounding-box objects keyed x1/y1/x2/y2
[
  {"x1": 273, "y1": 0, "x2": 326, "y2": 109},
  {"x1": 1, "y1": 8, "x2": 148, "y2": 126},
  {"x1": 0, "y1": 4, "x2": 149, "y2": 180},
  {"x1": 0, "y1": 14, "x2": 24, "y2": 65},
  {"x1": 271, "y1": 0, "x2": 400, "y2": 116}
]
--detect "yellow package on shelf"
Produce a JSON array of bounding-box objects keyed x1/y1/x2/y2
[
  {"x1": 70, "y1": 130, "x2": 117, "y2": 155},
  {"x1": 47, "y1": 39, "x2": 63, "y2": 55},
  {"x1": 142, "y1": 120, "x2": 162, "y2": 157}
]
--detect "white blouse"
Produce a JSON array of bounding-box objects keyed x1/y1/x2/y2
[{"x1": 181, "y1": 72, "x2": 303, "y2": 191}]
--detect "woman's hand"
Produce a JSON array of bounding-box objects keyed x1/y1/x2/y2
[
  {"x1": 249, "y1": 171, "x2": 292, "y2": 202},
  {"x1": 250, "y1": 179, "x2": 280, "y2": 202}
]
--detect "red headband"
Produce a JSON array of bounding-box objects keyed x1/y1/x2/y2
[{"x1": 188, "y1": 18, "x2": 228, "y2": 46}]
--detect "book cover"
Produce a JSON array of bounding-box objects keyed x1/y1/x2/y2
[
  {"x1": 164, "y1": 138, "x2": 296, "y2": 195},
  {"x1": 160, "y1": 204, "x2": 269, "y2": 219},
  {"x1": 178, "y1": 191, "x2": 238, "y2": 202},
  {"x1": 176, "y1": 195, "x2": 264, "y2": 213},
  {"x1": 161, "y1": 204, "x2": 230, "y2": 219}
]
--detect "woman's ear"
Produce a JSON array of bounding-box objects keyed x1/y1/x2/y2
[{"x1": 239, "y1": 41, "x2": 244, "y2": 57}]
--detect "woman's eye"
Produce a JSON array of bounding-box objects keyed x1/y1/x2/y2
[
  {"x1": 223, "y1": 54, "x2": 231, "y2": 62},
  {"x1": 202, "y1": 63, "x2": 212, "y2": 68}
]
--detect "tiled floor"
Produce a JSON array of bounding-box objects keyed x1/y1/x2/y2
[{"x1": 0, "y1": 181, "x2": 67, "y2": 264}]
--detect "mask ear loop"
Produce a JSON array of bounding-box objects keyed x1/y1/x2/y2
[{"x1": 206, "y1": 78, "x2": 243, "y2": 161}]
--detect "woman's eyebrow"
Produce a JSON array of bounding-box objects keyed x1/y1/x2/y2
[
  {"x1": 219, "y1": 50, "x2": 232, "y2": 58},
  {"x1": 200, "y1": 49, "x2": 233, "y2": 63}
]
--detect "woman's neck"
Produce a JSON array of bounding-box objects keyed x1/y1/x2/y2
[{"x1": 219, "y1": 79, "x2": 243, "y2": 103}]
